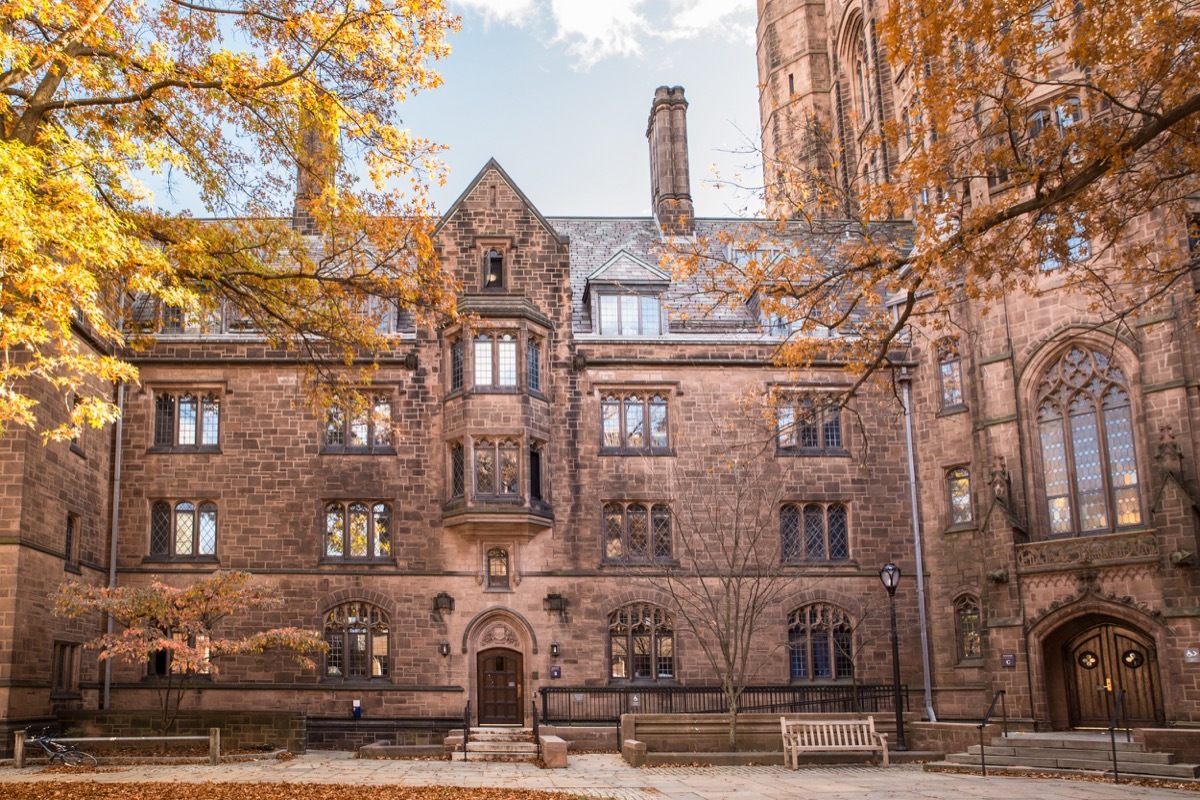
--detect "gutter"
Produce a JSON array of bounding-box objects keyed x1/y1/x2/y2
[
  {"x1": 103, "y1": 382, "x2": 125, "y2": 710},
  {"x1": 899, "y1": 367, "x2": 937, "y2": 723}
]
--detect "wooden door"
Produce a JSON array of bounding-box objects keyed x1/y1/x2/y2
[
  {"x1": 477, "y1": 648, "x2": 522, "y2": 724},
  {"x1": 1064, "y1": 623, "x2": 1162, "y2": 727}
]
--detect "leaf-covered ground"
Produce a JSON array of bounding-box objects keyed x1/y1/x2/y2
[{"x1": 0, "y1": 785, "x2": 593, "y2": 800}]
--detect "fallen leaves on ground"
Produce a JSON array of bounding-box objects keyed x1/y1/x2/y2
[
  {"x1": 927, "y1": 767, "x2": 1200, "y2": 791},
  {"x1": 0, "y1": 785, "x2": 593, "y2": 800}
]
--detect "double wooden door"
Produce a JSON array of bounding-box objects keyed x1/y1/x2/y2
[
  {"x1": 477, "y1": 648, "x2": 523, "y2": 725},
  {"x1": 1063, "y1": 623, "x2": 1162, "y2": 727}
]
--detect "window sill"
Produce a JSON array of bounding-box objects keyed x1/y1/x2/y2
[
  {"x1": 781, "y1": 558, "x2": 855, "y2": 567},
  {"x1": 320, "y1": 446, "x2": 397, "y2": 456},
  {"x1": 775, "y1": 448, "x2": 851, "y2": 458},
  {"x1": 608, "y1": 678, "x2": 678, "y2": 686},
  {"x1": 944, "y1": 523, "x2": 978, "y2": 535},
  {"x1": 142, "y1": 556, "x2": 220, "y2": 564},
  {"x1": 471, "y1": 386, "x2": 523, "y2": 395},
  {"x1": 601, "y1": 558, "x2": 680, "y2": 568},
  {"x1": 63, "y1": 561, "x2": 82, "y2": 575},
  {"x1": 70, "y1": 443, "x2": 86, "y2": 459},
  {"x1": 318, "y1": 558, "x2": 397, "y2": 566},
  {"x1": 484, "y1": 586, "x2": 514, "y2": 593},
  {"x1": 321, "y1": 676, "x2": 391, "y2": 684},
  {"x1": 788, "y1": 678, "x2": 853, "y2": 685},
  {"x1": 955, "y1": 659, "x2": 985, "y2": 669},
  {"x1": 146, "y1": 445, "x2": 222, "y2": 455},
  {"x1": 49, "y1": 690, "x2": 83, "y2": 701},
  {"x1": 936, "y1": 403, "x2": 969, "y2": 418},
  {"x1": 599, "y1": 448, "x2": 674, "y2": 457}
]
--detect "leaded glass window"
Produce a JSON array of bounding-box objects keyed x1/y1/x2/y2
[
  {"x1": 149, "y1": 499, "x2": 217, "y2": 558},
  {"x1": 450, "y1": 338, "x2": 464, "y2": 391},
  {"x1": 603, "y1": 502, "x2": 672, "y2": 562},
  {"x1": 777, "y1": 396, "x2": 844, "y2": 454},
  {"x1": 153, "y1": 391, "x2": 219, "y2": 449},
  {"x1": 948, "y1": 468, "x2": 973, "y2": 526},
  {"x1": 780, "y1": 503, "x2": 850, "y2": 562},
  {"x1": 609, "y1": 604, "x2": 674, "y2": 681},
  {"x1": 487, "y1": 547, "x2": 510, "y2": 589},
  {"x1": 1036, "y1": 347, "x2": 1141, "y2": 536},
  {"x1": 937, "y1": 338, "x2": 964, "y2": 408},
  {"x1": 527, "y1": 339, "x2": 541, "y2": 392},
  {"x1": 323, "y1": 395, "x2": 392, "y2": 452},
  {"x1": 324, "y1": 602, "x2": 389, "y2": 679},
  {"x1": 789, "y1": 603, "x2": 854, "y2": 681},
  {"x1": 324, "y1": 501, "x2": 392, "y2": 560},
  {"x1": 955, "y1": 596, "x2": 982, "y2": 661},
  {"x1": 600, "y1": 393, "x2": 670, "y2": 453},
  {"x1": 474, "y1": 439, "x2": 520, "y2": 498},
  {"x1": 450, "y1": 442, "x2": 465, "y2": 499}
]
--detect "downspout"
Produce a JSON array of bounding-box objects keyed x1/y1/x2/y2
[
  {"x1": 103, "y1": 381, "x2": 125, "y2": 710},
  {"x1": 899, "y1": 367, "x2": 937, "y2": 722}
]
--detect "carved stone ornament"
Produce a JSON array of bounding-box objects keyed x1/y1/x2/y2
[
  {"x1": 1027, "y1": 582, "x2": 1162, "y2": 629},
  {"x1": 1016, "y1": 532, "x2": 1158, "y2": 573},
  {"x1": 989, "y1": 455, "x2": 1011, "y2": 505},
  {"x1": 479, "y1": 622, "x2": 520, "y2": 648}
]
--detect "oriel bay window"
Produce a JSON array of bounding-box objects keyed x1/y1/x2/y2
[
  {"x1": 609, "y1": 603, "x2": 675, "y2": 682},
  {"x1": 324, "y1": 602, "x2": 389, "y2": 679},
  {"x1": 150, "y1": 501, "x2": 217, "y2": 558},
  {"x1": 474, "y1": 333, "x2": 518, "y2": 387},
  {"x1": 601, "y1": 393, "x2": 669, "y2": 453},
  {"x1": 1036, "y1": 346, "x2": 1141, "y2": 536},
  {"x1": 475, "y1": 438, "x2": 520, "y2": 498},
  {"x1": 324, "y1": 502, "x2": 392, "y2": 560}
]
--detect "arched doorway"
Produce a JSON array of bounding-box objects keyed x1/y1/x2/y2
[
  {"x1": 477, "y1": 648, "x2": 523, "y2": 725},
  {"x1": 1042, "y1": 614, "x2": 1163, "y2": 728}
]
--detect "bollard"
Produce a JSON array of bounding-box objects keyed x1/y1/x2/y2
[
  {"x1": 209, "y1": 728, "x2": 221, "y2": 765},
  {"x1": 12, "y1": 731, "x2": 23, "y2": 769}
]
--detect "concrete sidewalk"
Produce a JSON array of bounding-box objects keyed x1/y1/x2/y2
[{"x1": 0, "y1": 751, "x2": 1195, "y2": 800}]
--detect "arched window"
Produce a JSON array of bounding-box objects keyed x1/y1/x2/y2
[
  {"x1": 955, "y1": 596, "x2": 983, "y2": 661},
  {"x1": 788, "y1": 603, "x2": 853, "y2": 681},
  {"x1": 485, "y1": 249, "x2": 504, "y2": 290},
  {"x1": 610, "y1": 604, "x2": 674, "y2": 681},
  {"x1": 324, "y1": 501, "x2": 392, "y2": 560},
  {"x1": 1036, "y1": 347, "x2": 1141, "y2": 536},
  {"x1": 487, "y1": 547, "x2": 510, "y2": 589},
  {"x1": 947, "y1": 468, "x2": 973, "y2": 526},
  {"x1": 324, "y1": 602, "x2": 389, "y2": 679}
]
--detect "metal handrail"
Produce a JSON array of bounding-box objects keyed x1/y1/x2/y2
[
  {"x1": 1107, "y1": 689, "x2": 1128, "y2": 784},
  {"x1": 976, "y1": 689, "x2": 1007, "y2": 777},
  {"x1": 462, "y1": 702, "x2": 470, "y2": 762}
]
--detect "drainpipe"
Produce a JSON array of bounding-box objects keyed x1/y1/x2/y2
[
  {"x1": 103, "y1": 381, "x2": 125, "y2": 710},
  {"x1": 899, "y1": 367, "x2": 937, "y2": 723}
]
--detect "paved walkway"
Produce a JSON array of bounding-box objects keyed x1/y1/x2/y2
[{"x1": 0, "y1": 752, "x2": 1196, "y2": 800}]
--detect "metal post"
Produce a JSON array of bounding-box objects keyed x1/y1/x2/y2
[
  {"x1": 888, "y1": 591, "x2": 908, "y2": 751},
  {"x1": 209, "y1": 728, "x2": 220, "y2": 766}
]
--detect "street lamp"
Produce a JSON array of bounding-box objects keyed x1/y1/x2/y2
[{"x1": 879, "y1": 563, "x2": 908, "y2": 751}]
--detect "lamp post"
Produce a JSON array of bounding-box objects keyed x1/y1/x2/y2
[{"x1": 879, "y1": 562, "x2": 908, "y2": 751}]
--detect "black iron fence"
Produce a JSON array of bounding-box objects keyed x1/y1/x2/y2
[{"x1": 540, "y1": 684, "x2": 909, "y2": 726}]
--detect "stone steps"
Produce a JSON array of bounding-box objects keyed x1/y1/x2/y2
[
  {"x1": 927, "y1": 734, "x2": 1200, "y2": 780},
  {"x1": 445, "y1": 727, "x2": 539, "y2": 762}
]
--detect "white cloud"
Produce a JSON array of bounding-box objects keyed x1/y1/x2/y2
[{"x1": 455, "y1": 0, "x2": 756, "y2": 67}]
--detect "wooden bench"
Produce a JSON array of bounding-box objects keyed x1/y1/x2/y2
[{"x1": 780, "y1": 716, "x2": 889, "y2": 768}]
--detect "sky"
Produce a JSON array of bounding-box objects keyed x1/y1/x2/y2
[{"x1": 403, "y1": 0, "x2": 764, "y2": 218}]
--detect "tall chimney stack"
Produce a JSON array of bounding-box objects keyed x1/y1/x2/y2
[
  {"x1": 646, "y1": 86, "x2": 694, "y2": 237},
  {"x1": 292, "y1": 108, "x2": 337, "y2": 234}
]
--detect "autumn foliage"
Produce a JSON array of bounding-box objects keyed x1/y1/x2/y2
[
  {"x1": 0, "y1": 0, "x2": 461, "y2": 440},
  {"x1": 53, "y1": 571, "x2": 325, "y2": 734},
  {"x1": 671, "y1": 0, "x2": 1200, "y2": 398}
]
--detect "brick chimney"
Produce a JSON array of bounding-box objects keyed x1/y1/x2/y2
[
  {"x1": 646, "y1": 86, "x2": 695, "y2": 237},
  {"x1": 292, "y1": 109, "x2": 337, "y2": 234}
]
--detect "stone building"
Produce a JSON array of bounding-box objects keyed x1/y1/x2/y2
[{"x1": 0, "y1": 0, "x2": 1197, "y2": 753}]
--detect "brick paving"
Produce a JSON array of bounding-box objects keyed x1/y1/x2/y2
[{"x1": 0, "y1": 752, "x2": 1196, "y2": 799}]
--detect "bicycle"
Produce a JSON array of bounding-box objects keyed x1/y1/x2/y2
[{"x1": 25, "y1": 727, "x2": 98, "y2": 767}]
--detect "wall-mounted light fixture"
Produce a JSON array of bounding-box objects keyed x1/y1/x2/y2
[
  {"x1": 433, "y1": 592, "x2": 455, "y2": 614},
  {"x1": 550, "y1": 641, "x2": 560, "y2": 658},
  {"x1": 544, "y1": 593, "x2": 568, "y2": 615},
  {"x1": 439, "y1": 641, "x2": 451, "y2": 657}
]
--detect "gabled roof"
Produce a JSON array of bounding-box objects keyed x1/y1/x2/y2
[
  {"x1": 586, "y1": 249, "x2": 671, "y2": 283},
  {"x1": 434, "y1": 158, "x2": 568, "y2": 245}
]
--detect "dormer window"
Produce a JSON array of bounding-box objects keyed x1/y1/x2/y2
[
  {"x1": 485, "y1": 249, "x2": 504, "y2": 290},
  {"x1": 597, "y1": 293, "x2": 661, "y2": 336}
]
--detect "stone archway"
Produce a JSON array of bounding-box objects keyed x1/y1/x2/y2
[{"x1": 461, "y1": 609, "x2": 537, "y2": 727}]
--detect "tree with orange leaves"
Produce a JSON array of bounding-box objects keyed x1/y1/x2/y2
[
  {"x1": 0, "y1": 0, "x2": 460, "y2": 440},
  {"x1": 670, "y1": 0, "x2": 1199, "y2": 401}
]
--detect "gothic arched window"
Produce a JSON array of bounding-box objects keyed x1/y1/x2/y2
[
  {"x1": 609, "y1": 604, "x2": 674, "y2": 682},
  {"x1": 788, "y1": 603, "x2": 853, "y2": 681},
  {"x1": 1036, "y1": 347, "x2": 1141, "y2": 536},
  {"x1": 323, "y1": 602, "x2": 389, "y2": 679}
]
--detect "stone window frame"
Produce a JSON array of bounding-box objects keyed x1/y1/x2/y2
[
  {"x1": 449, "y1": 336, "x2": 465, "y2": 392},
  {"x1": 935, "y1": 337, "x2": 966, "y2": 412},
  {"x1": 445, "y1": 321, "x2": 547, "y2": 397},
  {"x1": 946, "y1": 466, "x2": 975, "y2": 529},
  {"x1": 50, "y1": 641, "x2": 81, "y2": 697},
  {"x1": 780, "y1": 502, "x2": 851, "y2": 563},
  {"x1": 322, "y1": 500, "x2": 393, "y2": 562},
  {"x1": 323, "y1": 601, "x2": 390, "y2": 681},
  {"x1": 788, "y1": 602, "x2": 854, "y2": 682},
  {"x1": 321, "y1": 392, "x2": 396, "y2": 454},
  {"x1": 608, "y1": 603, "x2": 676, "y2": 683},
  {"x1": 64, "y1": 511, "x2": 80, "y2": 572},
  {"x1": 482, "y1": 246, "x2": 507, "y2": 292},
  {"x1": 955, "y1": 594, "x2": 983, "y2": 663},
  {"x1": 150, "y1": 631, "x2": 212, "y2": 678},
  {"x1": 601, "y1": 501, "x2": 674, "y2": 564},
  {"x1": 148, "y1": 500, "x2": 219, "y2": 561},
  {"x1": 150, "y1": 386, "x2": 223, "y2": 452},
  {"x1": 599, "y1": 389, "x2": 672, "y2": 455},
  {"x1": 447, "y1": 435, "x2": 543, "y2": 507},
  {"x1": 473, "y1": 437, "x2": 522, "y2": 501},
  {"x1": 486, "y1": 546, "x2": 511, "y2": 590},
  {"x1": 775, "y1": 392, "x2": 847, "y2": 456},
  {"x1": 1031, "y1": 344, "x2": 1144, "y2": 538}
]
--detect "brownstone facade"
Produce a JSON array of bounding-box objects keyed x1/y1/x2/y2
[{"x1": 1, "y1": 3, "x2": 1197, "y2": 751}]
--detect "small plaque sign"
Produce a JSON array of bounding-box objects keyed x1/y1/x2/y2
[
  {"x1": 1185, "y1": 647, "x2": 1200, "y2": 664},
  {"x1": 550, "y1": 666, "x2": 562, "y2": 679},
  {"x1": 1000, "y1": 653, "x2": 1016, "y2": 668}
]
